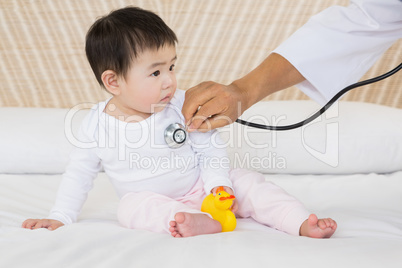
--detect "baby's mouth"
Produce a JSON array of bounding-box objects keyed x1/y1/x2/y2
[{"x1": 160, "y1": 94, "x2": 171, "y2": 102}]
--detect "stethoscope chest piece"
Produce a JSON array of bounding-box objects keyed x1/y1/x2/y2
[{"x1": 164, "y1": 123, "x2": 187, "y2": 148}]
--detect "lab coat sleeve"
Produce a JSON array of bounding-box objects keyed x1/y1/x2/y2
[{"x1": 273, "y1": 0, "x2": 402, "y2": 105}]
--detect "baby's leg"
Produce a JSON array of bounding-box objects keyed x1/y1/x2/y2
[
  {"x1": 169, "y1": 212, "x2": 222, "y2": 238},
  {"x1": 118, "y1": 191, "x2": 204, "y2": 234},
  {"x1": 231, "y1": 169, "x2": 309, "y2": 236},
  {"x1": 168, "y1": 178, "x2": 222, "y2": 237},
  {"x1": 231, "y1": 169, "x2": 336, "y2": 237}
]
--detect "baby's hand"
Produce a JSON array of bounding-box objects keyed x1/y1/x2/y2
[
  {"x1": 211, "y1": 186, "x2": 238, "y2": 214},
  {"x1": 22, "y1": 218, "x2": 64, "y2": 231}
]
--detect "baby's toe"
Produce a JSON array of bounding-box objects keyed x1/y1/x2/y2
[
  {"x1": 329, "y1": 219, "x2": 337, "y2": 229},
  {"x1": 171, "y1": 231, "x2": 182, "y2": 238},
  {"x1": 318, "y1": 219, "x2": 330, "y2": 229}
]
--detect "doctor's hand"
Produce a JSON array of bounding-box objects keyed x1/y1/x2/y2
[
  {"x1": 182, "y1": 53, "x2": 305, "y2": 132},
  {"x1": 22, "y1": 218, "x2": 64, "y2": 231},
  {"x1": 182, "y1": 81, "x2": 249, "y2": 132}
]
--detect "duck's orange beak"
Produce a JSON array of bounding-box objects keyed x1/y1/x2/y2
[{"x1": 219, "y1": 195, "x2": 235, "y2": 201}]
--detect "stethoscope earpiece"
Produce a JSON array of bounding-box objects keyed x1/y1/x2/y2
[{"x1": 164, "y1": 123, "x2": 187, "y2": 148}]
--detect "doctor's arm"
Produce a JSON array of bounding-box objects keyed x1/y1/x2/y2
[
  {"x1": 182, "y1": 0, "x2": 402, "y2": 132},
  {"x1": 182, "y1": 53, "x2": 305, "y2": 132}
]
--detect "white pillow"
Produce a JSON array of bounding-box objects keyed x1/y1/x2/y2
[
  {"x1": 0, "y1": 107, "x2": 87, "y2": 174},
  {"x1": 218, "y1": 101, "x2": 402, "y2": 174},
  {"x1": 1, "y1": 101, "x2": 401, "y2": 174}
]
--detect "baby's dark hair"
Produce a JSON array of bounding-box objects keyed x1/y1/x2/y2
[{"x1": 85, "y1": 6, "x2": 178, "y2": 87}]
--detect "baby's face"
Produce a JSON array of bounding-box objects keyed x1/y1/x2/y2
[{"x1": 114, "y1": 45, "x2": 177, "y2": 119}]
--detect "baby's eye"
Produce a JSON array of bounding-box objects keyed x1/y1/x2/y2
[
  {"x1": 169, "y1": 64, "x2": 175, "y2": 71},
  {"x1": 151, "y1": 70, "x2": 160, "y2": 77}
]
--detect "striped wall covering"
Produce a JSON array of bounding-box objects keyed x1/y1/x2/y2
[{"x1": 0, "y1": 0, "x2": 401, "y2": 108}]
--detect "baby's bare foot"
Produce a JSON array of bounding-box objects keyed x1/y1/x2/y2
[
  {"x1": 169, "y1": 212, "x2": 222, "y2": 238},
  {"x1": 299, "y1": 214, "x2": 337, "y2": 238}
]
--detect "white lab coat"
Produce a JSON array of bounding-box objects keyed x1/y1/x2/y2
[{"x1": 273, "y1": 0, "x2": 402, "y2": 105}]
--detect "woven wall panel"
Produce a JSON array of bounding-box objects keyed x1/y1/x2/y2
[{"x1": 0, "y1": 0, "x2": 401, "y2": 108}]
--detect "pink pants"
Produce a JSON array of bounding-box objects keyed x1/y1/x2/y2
[{"x1": 117, "y1": 169, "x2": 309, "y2": 236}]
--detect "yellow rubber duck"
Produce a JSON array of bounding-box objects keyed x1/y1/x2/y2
[{"x1": 201, "y1": 186, "x2": 237, "y2": 232}]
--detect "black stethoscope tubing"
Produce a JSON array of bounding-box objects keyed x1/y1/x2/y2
[{"x1": 235, "y1": 62, "x2": 402, "y2": 131}]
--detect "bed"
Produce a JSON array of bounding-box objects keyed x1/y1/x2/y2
[
  {"x1": 1, "y1": 100, "x2": 402, "y2": 267},
  {"x1": 1, "y1": 0, "x2": 402, "y2": 267}
]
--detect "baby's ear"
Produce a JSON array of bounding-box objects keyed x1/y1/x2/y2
[{"x1": 101, "y1": 70, "x2": 120, "y2": 95}]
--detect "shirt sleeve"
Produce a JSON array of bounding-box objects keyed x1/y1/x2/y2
[
  {"x1": 273, "y1": 0, "x2": 402, "y2": 105},
  {"x1": 48, "y1": 114, "x2": 102, "y2": 225},
  {"x1": 189, "y1": 129, "x2": 233, "y2": 195},
  {"x1": 173, "y1": 89, "x2": 233, "y2": 194}
]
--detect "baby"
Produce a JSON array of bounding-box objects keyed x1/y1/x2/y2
[{"x1": 22, "y1": 6, "x2": 337, "y2": 238}]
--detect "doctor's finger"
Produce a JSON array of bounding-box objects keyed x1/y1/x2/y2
[
  {"x1": 183, "y1": 81, "x2": 225, "y2": 123},
  {"x1": 188, "y1": 100, "x2": 231, "y2": 131},
  {"x1": 188, "y1": 108, "x2": 230, "y2": 132},
  {"x1": 195, "y1": 115, "x2": 236, "y2": 132}
]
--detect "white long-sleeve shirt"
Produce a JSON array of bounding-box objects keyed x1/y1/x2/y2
[
  {"x1": 273, "y1": 0, "x2": 402, "y2": 105},
  {"x1": 49, "y1": 89, "x2": 232, "y2": 225}
]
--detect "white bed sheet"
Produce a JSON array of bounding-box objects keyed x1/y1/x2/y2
[{"x1": 1, "y1": 171, "x2": 402, "y2": 268}]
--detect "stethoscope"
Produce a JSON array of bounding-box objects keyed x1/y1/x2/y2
[
  {"x1": 164, "y1": 122, "x2": 187, "y2": 148},
  {"x1": 165, "y1": 62, "x2": 401, "y2": 148},
  {"x1": 163, "y1": 104, "x2": 188, "y2": 148}
]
